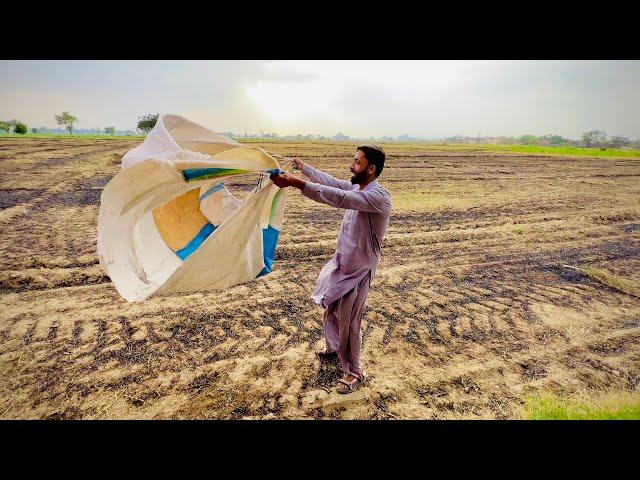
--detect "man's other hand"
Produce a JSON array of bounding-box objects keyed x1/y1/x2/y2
[{"x1": 269, "y1": 171, "x2": 306, "y2": 190}]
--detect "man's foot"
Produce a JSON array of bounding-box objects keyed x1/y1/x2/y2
[{"x1": 336, "y1": 372, "x2": 367, "y2": 394}]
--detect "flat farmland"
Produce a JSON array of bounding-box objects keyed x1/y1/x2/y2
[{"x1": 1, "y1": 137, "x2": 639, "y2": 419}]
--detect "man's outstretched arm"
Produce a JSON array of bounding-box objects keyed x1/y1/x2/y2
[
  {"x1": 270, "y1": 172, "x2": 391, "y2": 215},
  {"x1": 293, "y1": 158, "x2": 354, "y2": 191}
]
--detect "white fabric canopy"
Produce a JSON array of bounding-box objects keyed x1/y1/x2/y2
[{"x1": 98, "y1": 114, "x2": 288, "y2": 302}]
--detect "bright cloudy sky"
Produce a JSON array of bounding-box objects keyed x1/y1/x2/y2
[{"x1": 1, "y1": 60, "x2": 639, "y2": 139}]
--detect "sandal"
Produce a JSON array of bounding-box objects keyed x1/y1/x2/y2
[{"x1": 336, "y1": 371, "x2": 367, "y2": 394}]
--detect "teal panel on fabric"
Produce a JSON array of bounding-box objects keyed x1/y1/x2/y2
[
  {"x1": 200, "y1": 182, "x2": 225, "y2": 201},
  {"x1": 182, "y1": 168, "x2": 248, "y2": 181},
  {"x1": 257, "y1": 225, "x2": 280, "y2": 278},
  {"x1": 175, "y1": 222, "x2": 217, "y2": 260}
]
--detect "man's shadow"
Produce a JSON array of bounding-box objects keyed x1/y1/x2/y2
[{"x1": 313, "y1": 354, "x2": 343, "y2": 391}]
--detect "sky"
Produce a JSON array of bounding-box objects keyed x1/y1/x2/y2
[{"x1": 1, "y1": 60, "x2": 639, "y2": 139}]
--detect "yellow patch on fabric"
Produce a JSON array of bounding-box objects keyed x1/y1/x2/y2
[{"x1": 152, "y1": 188, "x2": 208, "y2": 252}]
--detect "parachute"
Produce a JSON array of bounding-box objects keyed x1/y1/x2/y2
[{"x1": 97, "y1": 114, "x2": 288, "y2": 302}]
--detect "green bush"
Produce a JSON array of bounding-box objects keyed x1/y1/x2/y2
[
  {"x1": 518, "y1": 135, "x2": 538, "y2": 145},
  {"x1": 14, "y1": 122, "x2": 28, "y2": 134}
]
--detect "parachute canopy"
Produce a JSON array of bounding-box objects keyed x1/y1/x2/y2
[{"x1": 98, "y1": 114, "x2": 288, "y2": 302}]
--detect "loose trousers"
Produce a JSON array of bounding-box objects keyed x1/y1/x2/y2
[{"x1": 322, "y1": 272, "x2": 371, "y2": 379}]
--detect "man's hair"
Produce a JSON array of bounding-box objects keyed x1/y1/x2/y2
[{"x1": 357, "y1": 145, "x2": 386, "y2": 178}]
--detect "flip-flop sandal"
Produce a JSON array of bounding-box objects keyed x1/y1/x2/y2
[{"x1": 336, "y1": 372, "x2": 367, "y2": 394}]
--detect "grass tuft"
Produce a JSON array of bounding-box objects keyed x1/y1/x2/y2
[{"x1": 523, "y1": 390, "x2": 640, "y2": 420}]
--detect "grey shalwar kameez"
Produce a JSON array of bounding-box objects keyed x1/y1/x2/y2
[{"x1": 300, "y1": 164, "x2": 392, "y2": 379}]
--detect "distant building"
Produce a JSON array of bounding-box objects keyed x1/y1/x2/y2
[
  {"x1": 397, "y1": 134, "x2": 419, "y2": 142},
  {"x1": 333, "y1": 132, "x2": 349, "y2": 141}
]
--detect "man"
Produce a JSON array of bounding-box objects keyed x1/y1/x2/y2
[{"x1": 269, "y1": 146, "x2": 391, "y2": 394}]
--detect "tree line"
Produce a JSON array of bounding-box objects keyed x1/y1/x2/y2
[
  {"x1": 0, "y1": 113, "x2": 159, "y2": 136},
  {"x1": 0, "y1": 113, "x2": 636, "y2": 149},
  {"x1": 513, "y1": 131, "x2": 633, "y2": 149}
]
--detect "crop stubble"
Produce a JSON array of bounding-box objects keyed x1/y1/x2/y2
[{"x1": 0, "y1": 138, "x2": 639, "y2": 419}]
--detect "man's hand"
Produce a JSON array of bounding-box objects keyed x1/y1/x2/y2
[
  {"x1": 270, "y1": 171, "x2": 306, "y2": 190},
  {"x1": 292, "y1": 157, "x2": 304, "y2": 171}
]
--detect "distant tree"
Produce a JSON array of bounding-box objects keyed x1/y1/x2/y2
[
  {"x1": 55, "y1": 111, "x2": 78, "y2": 135},
  {"x1": 518, "y1": 135, "x2": 538, "y2": 145},
  {"x1": 608, "y1": 135, "x2": 629, "y2": 148},
  {"x1": 538, "y1": 134, "x2": 567, "y2": 146},
  {"x1": 548, "y1": 135, "x2": 567, "y2": 145},
  {"x1": 136, "y1": 114, "x2": 158, "y2": 133},
  {"x1": 14, "y1": 122, "x2": 28, "y2": 134},
  {"x1": 0, "y1": 121, "x2": 11, "y2": 133},
  {"x1": 104, "y1": 126, "x2": 115, "y2": 135},
  {"x1": 3, "y1": 119, "x2": 19, "y2": 133},
  {"x1": 582, "y1": 130, "x2": 607, "y2": 148},
  {"x1": 31, "y1": 128, "x2": 38, "y2": 134}
]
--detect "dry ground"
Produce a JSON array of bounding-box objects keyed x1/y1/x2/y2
[{"x1": 1, "y1": 138, "x2": 639, "y2": 419}]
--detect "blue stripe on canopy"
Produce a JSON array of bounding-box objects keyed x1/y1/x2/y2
[
  {"x1": 175, "y1": 222, "x2": 217, "y2": 260},
  {"x1": 257, "y1": 225, "x2": 280, "y2": 278},
  {"x1": 199, "y1": 182, "x2": 225, "y2": 201}
]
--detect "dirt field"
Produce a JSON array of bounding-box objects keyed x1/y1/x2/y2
[{"x1": 1, "y1": 138, "x2": 639, "y2": 419}]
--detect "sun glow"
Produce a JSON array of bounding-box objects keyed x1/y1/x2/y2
[{"x1": 244, "y1": 60, "x2": 493, "y2": 134}]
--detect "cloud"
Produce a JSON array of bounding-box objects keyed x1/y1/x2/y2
[{"x1": 1, "y1": 60, "x2": 639, "y2": 138}]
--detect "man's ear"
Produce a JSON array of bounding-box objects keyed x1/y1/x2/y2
[{"x1": 368, "y1": 164, "x2": 376, "y2": 176}]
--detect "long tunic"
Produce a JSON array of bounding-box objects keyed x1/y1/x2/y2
[{"x1": 300, "y1": 164, "x2": 392, "y2": 308}]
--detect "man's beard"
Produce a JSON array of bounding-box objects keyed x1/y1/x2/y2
[{"x1": 350, "y1": 170, "x2": 368, "y2": 185}]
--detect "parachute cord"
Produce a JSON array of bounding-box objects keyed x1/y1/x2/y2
[
  {"x1": 254, "y1": 173, "x2": 265, "y2": 192},
  {"x1": 252, "y1": 152, "x2": 298, "y2": 193},
  {"x1": 265, "y1": 152, "x2": 298, "y2": 173}
]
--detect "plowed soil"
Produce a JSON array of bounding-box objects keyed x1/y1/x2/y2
[{"x1": 1, "y1": 138, "x2": 639, "y2": 419}]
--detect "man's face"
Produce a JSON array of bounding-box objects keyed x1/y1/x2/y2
[{"x1": 350, "y1": 150, "x2": 371, "y2": 185}]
